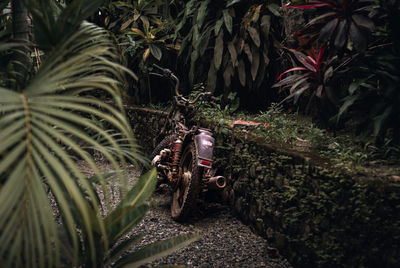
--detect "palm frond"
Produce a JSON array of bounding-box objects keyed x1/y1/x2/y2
[{"x1": 0, "y1": 22, "x2": 141, "y2": 267}]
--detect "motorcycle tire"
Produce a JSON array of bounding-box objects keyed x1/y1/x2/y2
[
  {"x1": 171, "y1": 142, "x2": 202, "y2": 221},
  {"x1": 150, "y1": 134, "x2": 177, "y2": 161}
]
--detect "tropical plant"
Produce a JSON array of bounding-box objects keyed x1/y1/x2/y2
[
  {"x1": 335, "y1": 50, "x2": 400, "y2": 144},
  {"x1": 330, "y1": 0, "x2": 400, "y2": 144},
  {"x1": 104, "y1": 0, "x2": 178, "y2": 62},
  {"x1": 176, "y1": 0, "x2": 282, "y2": 101},
  {"x1": 124, "y1": 19, "x2": 177, "y2": 63},
  {"x1": 100, "y1": 0, "x2": 179, "y2": 103},
  {"x1": 0, "y1": 1, "x2": 12, "y2": 42},
  {"x1": 272, "y1": 45, "x2": 336, "y2": 105},
  {"x1": 282, "y1": 0, "x2": 377, "y2": 51},
  {"x1": 0, "y1": 0, "x2": 196, "y2": 266}
]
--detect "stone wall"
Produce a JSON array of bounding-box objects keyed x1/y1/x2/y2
[{"x1": 127, "y1": 107, "x2": 400, "y2": 268}]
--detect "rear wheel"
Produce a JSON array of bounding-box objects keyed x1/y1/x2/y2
[{"x1": 171, "y1": 142, "x2": 202, "y2": 221}]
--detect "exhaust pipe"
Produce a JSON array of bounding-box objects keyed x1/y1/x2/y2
[{"x1": 207, "y1": 176, "x2": 226, "y2": 190}]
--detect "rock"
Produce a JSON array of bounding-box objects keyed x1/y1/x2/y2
[
  {"x1": 229, "y1": 189, "x2": 235, "y2": 207},
  {"x1": 274, "y1": 232, "x2": 288, "y2": 249},
  {"x1": 267, "y1": 247, "x2": 280, "y2": 258},
  {"x1": 233, "y1": 181, "x2": 242, "y2": 192},
  {"x1": 256, "y1": 218, "x2": 264, "y2": 232},
  {"x1": 250, "y1": 165, "x2": 257, "y2": 178},
  {"x1": 235, "y1": 143, "x2": 243, "y2": 154},
  {"x1": 235, "y1": 197, "x2": 243, "y2": 213},
  {"x1": 274, "y1": 174, "x2": 284, "y2": 188},
  {"x1": 249, "y1": 204, "x2": 258, "y2": 221},
  {"x1": 266, "y1": 227, "x2": 274, "y2": 239},
  {"x1": 391, "y1": 175, "x2": 400, "y2": 182}
]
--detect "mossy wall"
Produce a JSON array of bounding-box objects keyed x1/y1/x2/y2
[{"x1": 128, "y1": 107, "x2": 400, "y2": 268}]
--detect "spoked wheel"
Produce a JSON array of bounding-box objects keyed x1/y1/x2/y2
[{"x1": 171, "y1": 142, "x2": 202, "y2": 221}]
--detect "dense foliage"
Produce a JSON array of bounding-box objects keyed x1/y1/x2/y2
[
  {"x1": 97, "y1": 0, "x2": 284, "y2": 108},
  {"x1": 96, "y1": 0, "x2": 400, "y2": 146},
  {"x1": 277, "y1": 0, "x2": 400, "y2": 144}
]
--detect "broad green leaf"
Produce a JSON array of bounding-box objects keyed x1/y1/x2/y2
[
  {"x1": 260, "y1": 15, "x2": 271, "y2": 39},
  {"x1": 267, "y1": 3, "x2": 281, "y2": 17},
  {"x1": 334, "y1": 19, "x2": 347, "y2": 49},
  {"x1": 238, "y1": 59, "x2": 246, "y2": 86},
  {"x1": 263, "y1": 48, "x2": 270, "y2": 65},
  {"x1": 223, "y1": 64, "x2": 234, "y2": 88},
  {"x1": 106, "y1": 204, "x2": 148, "y2": 243},
  {"x1": 349, "y1": 21, "x2": 367, "y2": 51},
  {"x1": 197, "y1": 0, "x2": 210, "y2": 30},
  {"x1": 292, "y1": 85, "x2": 309, "y2": 104},
  {"x1": 189, "y1": 50, "x2": 199, "y2": 84},
  {"x1": 348, "y1": 76, "x2": 373, "y2": 95},
  {"x1": 255, "y1": 60, "x2": 267, "y2": 88},
  {"x1": 214, "y1": 30, "x2": 224, "y2": 70},
  {"x1": 149, "y1": 44, "x2": 162, "y2": 61},
  {"x1": 244, "y1": 43, "x2": 252, "y2": 63},
  {"x1": 352, "y1": 14, "x2": 374, "y2": 31},
  {"x1": 108, "y1": 234, "x2": 144, "y2": 264},
  {"x1": 373, "y1": 107, "x2": 392, "y2": 137},
  {"x1": 140, "y1": 16, "x2": 150, "y2": 31},
  {"x1": 251, "y1": 47, "x2": 260, "y2": 81},
  {"x1": 207, "y1": 62, "x2": 217, "y2": 92},
  {"x1": 252, "y1": 4, "x2": 262, "y2": 22},
  {"x1": 112, "y1": 169, "x2": 157, "y2": 211},
  {"x1": 184, "y1": 0, "x2": 196, "y2": 16},
  {"x1": 247, "y1": 26, "x2": 260, "y2": 47},
  {"x1": 114, "y1": 233, "x2": 200, "y2": 268},
  {"x1": 223, "y1": 9, "x2": 233, "y2": 35},
  {"x1": 179, "y1": 29, "x2": 192, "y2": 56},
  {"x1": 337, "y1": 94, "x2": 358, "y2": 122},
  {"x1": 199, "y1": 27, "x2": 212, "y2": 56},
  {"x1": 121, "y1": 17, "x2": 135, "y2": 31},
  {"x1": 193, "y1": 26, "x2": 200, "y2": 48},
  {"x1": 227, "y1": 41, "x2": 237, "y2": 66},
  {"x1": 324, "y1": 66, "x2": 333, "y2": 84},
  {"x1": 214, "y1": 18, "x2": 223, "y2": 36},
  {"x1": 226, "y1": 0, "x2": 242, "y2": 7},
  {"x1": 130, "y1": 28, "x2": 146, "y2": 38},
  {"x1": 289, "y1": 77, "x2": 309, "y2": 94}
]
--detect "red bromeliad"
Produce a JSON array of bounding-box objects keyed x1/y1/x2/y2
[
  {"x1": 273, "y1": 45, "x2": 335, "y2": 103},
  {"x1": 282, "y1": 0, "x2": 376, "y2": 51}
]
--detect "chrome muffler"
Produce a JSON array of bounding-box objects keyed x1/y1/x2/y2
[{"x1": 207, "y1": 176, "x2": 226, "y2": 190}]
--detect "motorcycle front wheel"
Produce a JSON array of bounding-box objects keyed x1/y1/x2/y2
[{"x1": 171, "y1": 142, "x2": 202, "y2": 221}]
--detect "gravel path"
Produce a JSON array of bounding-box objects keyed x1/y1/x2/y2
[
  {"x1": 79, "y1": 161, "x2": 292, "y2": 267},
  {"x1": 132, "y1": 186, "x2": 292, "y2": 268}
]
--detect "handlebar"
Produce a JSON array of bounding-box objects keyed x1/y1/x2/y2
[
  {"x1": 149, "y1": 64, "x2": 218, "y2": 107},
  {"x1": 150, "y1": 64, "x2": 181, "y2": 98}
]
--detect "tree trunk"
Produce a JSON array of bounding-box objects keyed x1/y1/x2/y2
[
  {"x1": 12, "y1": 0, "x2": 29, "y2": 41},
  {"x1": 11, "y1": 0, "x2": 31, "y2": 88}
]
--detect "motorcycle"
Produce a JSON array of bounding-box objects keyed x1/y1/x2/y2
[{"x1": 149, "y1": 64, "x2": 226, "y2": 221}]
